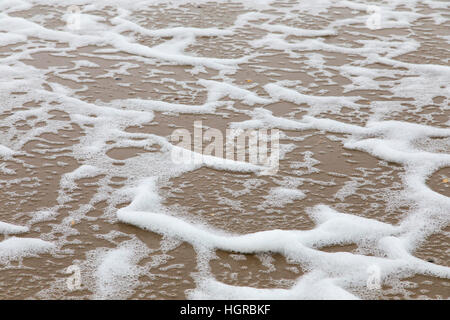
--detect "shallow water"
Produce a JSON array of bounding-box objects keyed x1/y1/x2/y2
[{"x1": 0, "y1": 0, "x2": 449, "y2": 299}]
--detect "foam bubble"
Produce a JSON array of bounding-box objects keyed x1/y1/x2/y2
[{"x1": 0, "y1": 221, "x2": 29, "y2": 235}]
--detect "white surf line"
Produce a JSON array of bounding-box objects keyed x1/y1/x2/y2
[
  {"x1": 258, "y1": 24, "x2": 337, "y2": 37},
  {"x1": 0, "y1": 13, "x2": 248, "y2": 71},
  {"x1": 0, "y1": 221, "x2": 29, "y2": 235},
  {"x1": 108, "y1": 98, "x2": 222, "y2": 114},
  {"x1": 374, "y1": 55, "x2": 450, "y2": 76},
  {"x1": 0, "y1": 144, "x2": 14, "y2": 158},
  {"x1": 118, "y1": 198, "x2": 450, "y2": 288},
  {"x1": 189, "y1": 271, "x2": 360, "y2": 300},
  {"x1": 117, "y1": 160, "x2": 450, "y2": 297},
  {"x1": 157, "y1": 134, "x2": 267, "y2": 174},
  {"x1": 111, "y1": 16, "x2": 233, "y2": 38},
  {"x1": 264, "y1": 83, "x2": 359, "y2": 112},
  {"x1": 0, "y1": 237, "x2": 55, "y2": 264},
  {"x1": 233, "y1": 10, "x2": 337, "y2": 37},
  {"x1": 233, "y1": 108, "x2": 450, "y2": 138},
  {"x1": 233, "y1": 109, "x2": 450, "y2": 249}
]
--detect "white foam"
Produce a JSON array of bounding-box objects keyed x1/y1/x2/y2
[
  {"x1": 0, "y1": 145, "x2": 14, "y2": 158},
  {"x1": 0, "y1": 237, "x2": 55, "y2": 263},
  {"x1": 0, "y1": 221, "x2": 29, "y2": 235},
  {"x1": 258, "y1": 187, "x2": 306, "y2": 210},
  {"x1": 199, "y1": 79, "x2": 272, "y2": 106},
  {"x1": 1, "y1": 0, "x2": 449, "y2": 300},
  {"x1": 119, "y1": 202, "x2": 450, "y2": 298},
  {"x1": 189, "y1": 272, "x2": 359, "y2": 300},
  {"x1": 264, "y1": 83, "x2": 358, "y2": 114},
  {"x1": 94, "y1": 240, "x2": 149, "y2": 299}
]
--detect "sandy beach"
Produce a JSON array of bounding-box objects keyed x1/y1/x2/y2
[{"x1": 0, "y1": 0, "x2": 449, "y2": 300}]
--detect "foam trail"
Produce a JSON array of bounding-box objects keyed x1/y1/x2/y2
[
  {"x1": 0, "y1": 237, "x2": 55, "y2": 263},
  {"x1": 0, "y1": 222, "x2": 29, "y2": 235},
  {"x1": 0, "y1": 0, "x2": 448, "y2": 300},
  {"x1": 190, "y1": 272, "x2": 359, "y2": 300}
]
